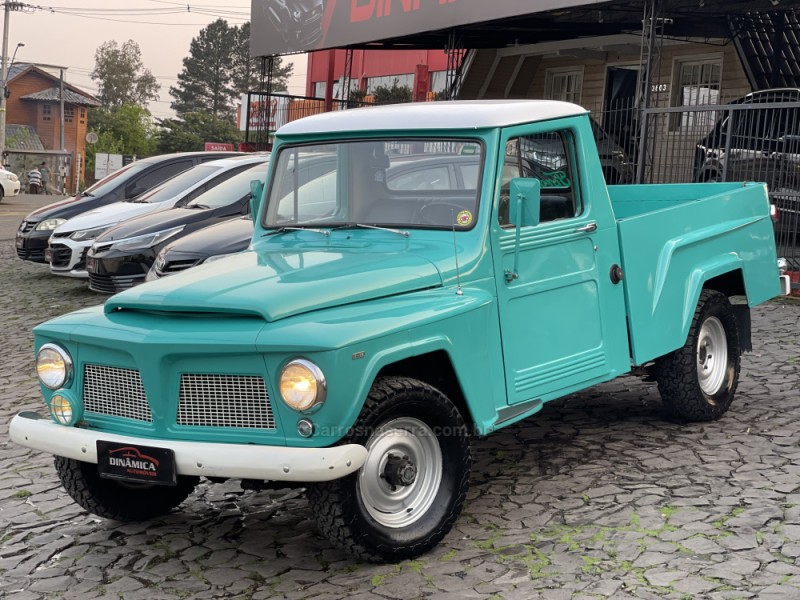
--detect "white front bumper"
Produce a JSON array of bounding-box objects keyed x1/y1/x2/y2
[{"x1": 10, "y1": 412, "x2": 368, "y2": 482}]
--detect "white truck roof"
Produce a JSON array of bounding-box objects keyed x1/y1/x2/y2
[{"x1": 277, "y1": 100, "x2": 587, "y2": 136}]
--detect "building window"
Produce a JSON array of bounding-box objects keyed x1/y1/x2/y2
[
  {"x1": 544, "y1": 68, "x2": 584, "y2": 104},
  {"x1": 65, "y1": 106, "x2": 75, "y2": 123},
  {"x1": 365, "y1": 74, "x2": 413, "y2": 94},
  {"x1": 42, "y1": 104, "x2": 51, "y2": 121},
  {"x1": 80, "y1": 108, "x2": 86, "y2": 124},
  {"x1": 670, "y1": 56, "x2": 722, "y2": 131}
]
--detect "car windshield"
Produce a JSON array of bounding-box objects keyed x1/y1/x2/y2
[
  {"x1": 134, "y1": 165, "x2": 221, "y2": 203},
  {"x1": 82, "y1": 162, "x2": 150, "y2": 196},
  {"x1": 186, "y1": 161, "x2": 270, "y2": 209},
  {"x1": 264, "y1": 140, "x2": 483, "y2": 230}
]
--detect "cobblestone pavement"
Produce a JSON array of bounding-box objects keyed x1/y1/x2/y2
[{"x1": 1, "y1": 231, "x2": 800, "y2": 599}]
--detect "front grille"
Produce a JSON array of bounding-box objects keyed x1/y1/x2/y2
[
  {"x1": 51, "y1": 231, "x2": 71, "y2": 239},
  {"x1": 49, "y1": 244, "x2": 72, "y2": 267},
  {"x1": 177, "y1": 374, "x2": 274, "y2": 429},
  {"x1": 19, "y1": 220, "x2": 35, "y2": 233},
  {"x1": 88, "y1": 273, "x2": 145, "y2": 294},
  {"x1": 75, "y1": 248, "x2": 89, "y2": 271},
  {"x1": 16, "y1": 248, "x2": 45, "y2": 261},
  {"x1": 83, "y1": 364, "x2": 153, "y2": 422}
]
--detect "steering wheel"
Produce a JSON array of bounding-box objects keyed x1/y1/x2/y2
[{"x1": 416, "y1": 202, "x2": 467, "y2": 226}]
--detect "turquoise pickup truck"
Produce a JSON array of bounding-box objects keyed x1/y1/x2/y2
[{"x1": 11, "y1": 101, "x2": 788, "y2": 562}]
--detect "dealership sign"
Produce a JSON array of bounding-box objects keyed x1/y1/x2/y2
[
  {"x1": 204, "y1": 142, "x2": 235, "y2": 151},
  {"x1": 239, "y1": 94, "x2": 291, "y2": 132},
  {"x1": 251, "y1": 0, "x2": 604, "y2": 56}
]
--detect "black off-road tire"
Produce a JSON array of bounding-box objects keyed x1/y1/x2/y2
[
  {"x1": 307, "y1": 376, "x2": 472, "y2": 562},
  {"x1": 54, "y1": 456, "x2": 199, "y2": 521},
  {"x1": 655, "y1": 289, "x2": 740, "y2": 422}
]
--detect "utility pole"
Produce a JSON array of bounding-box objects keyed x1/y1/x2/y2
[
  {"x1": 0, "y1": 1, "x2": 26, "y2": 161},
  {"x1": 0, "y1": 1, "x2": 12, "y2": 161}
]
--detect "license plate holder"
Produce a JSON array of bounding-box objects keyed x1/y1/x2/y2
[
  {"x1": 86, "y1": 256, "x2": 96, "y2": 273},
  {"x1": 97, "y1": 441, "x2": 177, "y2": 486}
]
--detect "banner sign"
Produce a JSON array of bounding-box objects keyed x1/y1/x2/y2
[
  {"x1": 204, "y1": 142, "x2": 235, "y2": 151},
  {"x1": 239, "y1": 94, "x2": 291, "y2": 132},
  {"x1": 251, "y1": 0, "x2": 604, "y2": 56}
]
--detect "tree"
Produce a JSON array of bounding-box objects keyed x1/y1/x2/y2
[
  {"x1": 231, "y1": 22, "x2": 293, "y2": 95},
  {"x1": 170, "y1": 19, "x2": 237, "y2": 118},
  {"x1": 171, "y1": 20, "x2": 293, "y2": 119},
  {"x1": 91, "y1": 40, "x2": 160, "y2": 108},
  {"x1": 85, "y1": 105, "x2": 158, "y2": 180},
  {"x1": 156, "y1": 112, "x2": 242, "y2": 154},
  {"x1": 371, "y1": 80, "x2": 413, "y2": 105}
]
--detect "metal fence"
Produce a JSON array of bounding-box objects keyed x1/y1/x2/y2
[
  {"x1": 244, "y1": 92, "x2": 800, "y2": 277},
  {"x1": 594, "y1": 97, "x2": 800, "y2": 275}
]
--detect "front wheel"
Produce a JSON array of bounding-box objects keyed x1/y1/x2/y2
[
  {"x1": 655, "y1": 290, "x2": 740, "y2": 421},
  {"x1": 55, "y1": 456, "x2": 199, "y2": 521},
  {"x1": 307, "y1": 377, "x2": 472, "y2": 562}
]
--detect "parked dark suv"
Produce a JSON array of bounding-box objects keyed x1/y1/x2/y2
[
  {"x1": 694, "y1": 88, "x2": 800, "y2": 187},
  {"x1": 15, "y1": 151, "x2": 240, "y2": 264}
]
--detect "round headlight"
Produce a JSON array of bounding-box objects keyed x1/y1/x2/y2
[
  {"x1": 36, "y1": 343, "x2": 72, "y2": 390},
  {"x1": 279, "y1": 359, "x2": 326, "y2": 412},
  {"x1": 49, "y1": 392, "x2": 82, "y2": 426}
]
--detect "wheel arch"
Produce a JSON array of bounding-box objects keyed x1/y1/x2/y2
[{"x1": 375, "y1": 350, "x2": 475, "y2": 432}]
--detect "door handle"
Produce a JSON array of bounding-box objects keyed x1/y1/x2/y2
[{"x1": 575, "y1": 222, "x2": 597, "y2": 233}]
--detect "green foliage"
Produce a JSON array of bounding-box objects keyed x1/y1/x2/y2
[
  {"x1": 371, "y1": 79, "x2": 413, "y2": 105},
  {"x1": 156, "y1": 112, "x2": 242, "y2": 154},
  {"x1": 171, "y1": 19, "x2": 292, "y2": 119},
  {"x1": 91, "y1": 40, "x2": 160, "y2": 108},
  {"x1": 85, "y1": 105, "x2": 158, "y2": 179}
]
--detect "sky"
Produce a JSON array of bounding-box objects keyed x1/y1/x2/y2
[{"x1": 6, "y1": 0, "x2": 308, "y2": 120}]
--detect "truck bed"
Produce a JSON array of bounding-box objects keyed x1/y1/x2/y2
[{"x1": 609, "y1": 182, "x2": 780, "y2": 365}]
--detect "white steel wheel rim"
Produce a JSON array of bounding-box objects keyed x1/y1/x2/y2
[
  {"x1": 358, "y1": 417, "x2": 443, "y2": 529},
  {"x1": 697, "y1": 316, "x2": 728, "y2": 396}
]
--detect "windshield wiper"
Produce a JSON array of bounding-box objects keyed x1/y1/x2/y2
[
  {"x1": 263, "y1": 226, "x2": 330, "y2": 237},
  {"x1": 80, "y1": 191, "x2": 94, "y2": 197},
  {"x1": 333, "y1": 223, "x2": 410, "y2": 238},
  {"x1": 186, "y1": 204, "x2": 210, "y2": 209}
]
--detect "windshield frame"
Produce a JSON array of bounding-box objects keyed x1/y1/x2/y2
[{"x1": 262, "y1": 137, "x2": 485, "y2": 232}]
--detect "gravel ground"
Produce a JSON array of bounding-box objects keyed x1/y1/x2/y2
[{"x1": 1, "y1": 213, "x2": 800, "y2": 599}]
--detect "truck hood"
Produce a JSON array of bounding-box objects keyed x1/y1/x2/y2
[
  {"x1": 105, "y1": 246, "x2": 443, "y2": 322},
  {"x1": 55, "y1": 200, "x2": 166, "y2": 234}
]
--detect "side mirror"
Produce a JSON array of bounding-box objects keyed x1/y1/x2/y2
[
  {"x1": 249, "y1": 179, "x2": 264, "y2": 223},
  {"x1": 509, "y1": 178, "x2": 541, "y2": 228}
]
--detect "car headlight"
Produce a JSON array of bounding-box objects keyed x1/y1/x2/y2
[
  {"x1": 49, "y1": 390, "x2": 83, "y2": 426},
  {"x1": 110, "y1": 226, "x2": 185, "y2": 252},
  {"x1": 5, "y1": 172, "x2": 18, "y2": 181},
  {"x1": 70, "y1": 226, "x2": 110, "y2": 241},
  {"x1": 279, "y1": 359, "x2": 326, "y2": 412},
  {"x1": 36, "y1": 343, "x2": 73, "y2": 390},
  {"x1": 35, "y1": 218, "x2": 67, "y2": 231}
]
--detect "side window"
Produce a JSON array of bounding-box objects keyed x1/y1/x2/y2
[
  {"x1": 499, "y1": 130, "x2": 581, "y2": 227},
  {"x1": 128, "y1": 160, "x2": 193, "y2": 197},
  {"x1": 183, "y1": 164, "x2": 252, "y2": 202}
]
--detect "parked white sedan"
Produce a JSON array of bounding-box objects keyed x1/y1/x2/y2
[{"x1": 0, "y1": 167, "x2": 21, "y2": 200}]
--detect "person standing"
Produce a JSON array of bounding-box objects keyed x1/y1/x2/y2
[
  {"x1": 39, "y1": 162, "x2": 51, "y2": 195},
  {"x1": 27, "y1": 167, "x2": 42, "y2": 194}
]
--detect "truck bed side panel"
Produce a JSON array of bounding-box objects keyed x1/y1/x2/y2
[{"x1": 612, "y1": 182, "x2": 780, "y2": 365}]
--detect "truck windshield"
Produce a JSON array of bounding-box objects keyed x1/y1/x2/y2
[{"x1": 264, "y1": 139, "x2": 483, "y2": 230}]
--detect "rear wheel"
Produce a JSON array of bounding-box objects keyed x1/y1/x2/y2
[
  {"x1": 655, "y1": 290, "x2": 740, "y2": 421},
  {"x1": 307, "y1": 377, "x2": 471, "y2": 562},
  {"x1": 55, "y1": 456, "x2": 198, "y2": 521}
]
